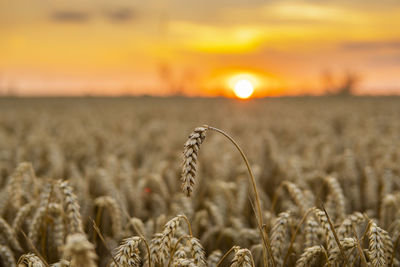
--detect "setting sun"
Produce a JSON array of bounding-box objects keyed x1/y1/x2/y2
[{"x1": 234, "y1": 79, "x2": 254, "y2": 99}]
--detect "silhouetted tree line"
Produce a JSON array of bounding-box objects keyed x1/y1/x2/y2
[{"x1": 321, "y1": 70, "x2": 360, "y2": 96}]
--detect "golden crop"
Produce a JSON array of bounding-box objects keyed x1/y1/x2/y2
[{"x1": 0, "y1": 97, "x2": 399, "y2": 266}]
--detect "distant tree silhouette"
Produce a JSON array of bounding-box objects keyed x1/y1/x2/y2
[
  {"x1": 321, "y1": 69, "x2": 335, "y2": 94},
  {"x1": 0, "y1": 73, "x2": 2, "y2": 96},
  {"x1": 321, "y1": 70, "x2": 360, "y2": 96},
  {"x1": 158, "y1": 63, "x2": 195, "y2": 96},
  {"x1": 158, "y1": 63, "x2": 180, "y2": 95},
  {"x1": 337, "y1": 71, "x2": 359, "y2": 95}
]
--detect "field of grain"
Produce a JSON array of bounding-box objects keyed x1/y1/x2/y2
[{"x1": 0, "y1": 97, "x2": 399, "y2": 267}]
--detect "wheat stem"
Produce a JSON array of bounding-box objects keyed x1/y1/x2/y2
[
  {"x1": 216, "y1": 246, "x2": 238, "y2": 267},
  {"x1": 321, "y1": 205, "x2": 349, "y2": 267},
  {"x1": 167, "y1": 234, "x2": 191, "y2": 267},
  {"x1": 283, "y1": 207, "x2": 317, "y2": 266},
  {"x1": 207, "y1": 125, "x2": 274, "y2": 267}
]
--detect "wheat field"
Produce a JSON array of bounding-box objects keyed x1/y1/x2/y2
[{"x1": 0, "y1": 97, "x2": 399, "y2": 267}]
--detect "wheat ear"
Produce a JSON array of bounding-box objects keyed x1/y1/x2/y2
[
  {"x1": 17, "y1": 253, "x2": 46, "y2": 267},
  {"x1": 12, "y1": 202, "x2": 36, "y2": 231},
  {"x1": 271, "y1": 181, "x2": 307, "y2": 215},
  {"x1": 282, "y1": 207, "x2": 317, "y2": 266},
  {"x1": 325, "y1": 176, "x2": 346, "y2": 221},
  {"x1": 172, "y1": 258, "x2": 197, "y2": 267},
  {"x1": 50, "y1": 259, "x2": 70, "y2": 267},
  {"x1": 270, "y1": 212, "x2": 291, "y2": 267},
  {"x1": 189, "y1": 237, "x2": 206, "y2": 266},
  {"x1": 0, "y1": 245, "x2": 16, "y2": 267},
  {"x1": 167, "y1": 234, "x2": 190, "y2": 267},
  {"x1": 28, "y1": 205, "x2": 48, "y2": 247},
  {"x1": 328, "y1": 237, "x2": 357, "y2": 264},
  {"x1": 58, "y1": 180, "x2": 84, "y2": 234},
  {"x1": 150, "y1": 233, "x2": 164, "y2": 264},
  {"x1": 337, "y1": 212, "x2": 365, "y2": 240},
  {"x1": 380, "y1": 194, "x2": 397, "y2": 229},
  {"x1": 305, "y1": 219, "x2": 320, "y2": 248},
  {"x1": 230, "y1": 247, "x2": 255, "y2": 267},
  {"x1": 8, "y1": 162, "x2": 35, "y2": 210},
  {"x1": 207, "y1": 250, "x2": 222, "y2": 267},
  {"x1": 128, "y1": 217, "x2": 146, "y2": 237},
  {"x1": 174, "y1": 245, "x2": 187, "y2": 260},
  {"x1": 94, "y1": 196, "x2": 122, "y2": 238},
  {"x1": 109, "y1": 236, "x2": 141, "y2": 267},
  {"x1": 315, "y1": 209, "x2": 338, "y2": 256},
  {"x1": 48, "y1": 203, "x2": 65, "y2": 254},
  {"x1": 181, "y1": 126, "x2": 207, "y2": 197},
  {"x1": 62, "y1": 233, "x2": 97, "y2": 267},
  {"x1": 367, "y1": 221, "x2": 386, "y2": 266},
  {"x1": 0, "y1": 217, "x2": 22, "y2": 252},
  {"x1": 296, "y1": 246, "x2": 327, "y2": 267},
  {"x1": 159, "y1": 215, "x2": 193, "y2": 264}
]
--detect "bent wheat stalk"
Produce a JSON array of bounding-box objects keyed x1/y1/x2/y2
[
  {"x1": 181, "y1": 125, "x2": 274, "y2": 267},
  {"x1": 216, "y1": 246, "x2": 239, "y2": 267}
]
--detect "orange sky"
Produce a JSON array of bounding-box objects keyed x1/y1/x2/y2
[{"x1": 0, "y1": 0, "x2": 399, "y2": 97}]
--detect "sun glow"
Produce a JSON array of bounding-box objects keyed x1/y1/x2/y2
[
  {"x1": 227, "y1": 73, "x2": 258, "y2": 99},
  {"x1": 233, "y1": 79, "x2": 254, "y2": 99}
]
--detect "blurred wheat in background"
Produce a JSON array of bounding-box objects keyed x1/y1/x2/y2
[{"x1": 0, "y1": 97, "x2": 399, "y2": 266}]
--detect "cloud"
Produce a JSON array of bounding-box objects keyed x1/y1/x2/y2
[
  {"x1": 51, "y1": 11, "x2": 90, "y2": 23},
  {"x1": 339, "y1": 41, "x2": 400, "y2": 66},
  {"x1": 341, "y1": 41, "x2": 400, "y2": 50},
  {"x1": 369, "y1": 53, "x2": 400, "y2": 65},
  {"x1": 50, "y1": 8, "x2": 137, "y2": 24},
  {"x1": 104, "y1": 8, "x2": 136, "y2": 23}
]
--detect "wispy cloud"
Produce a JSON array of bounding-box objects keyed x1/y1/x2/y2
[
  {"x1": 51, "y1": 11, "x2": 90, "y2": 23},
  {"x1": 369, "y1": 52, "x2": 400, "y2": 65},
  {"x1": 341, "y1": 41, "x2": 400, "y2": 50},
  {"x1": 105, "y1": 8, "x2": 136, "y2": 23},
  {"x1": 50, "y1": 8, "x2": 137, "y2": 24}
]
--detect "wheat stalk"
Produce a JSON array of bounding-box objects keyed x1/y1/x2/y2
[
  {"x1": 181, "y1": 125, "x2": 273, "y2": 267},
  {"x1": 3, "y1": 99, "x2": 400, "y2": 267}
]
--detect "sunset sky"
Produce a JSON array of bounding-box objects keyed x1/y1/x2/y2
[{"x1": 0, "y1": 0, "x2": 399, "y2": 97}]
